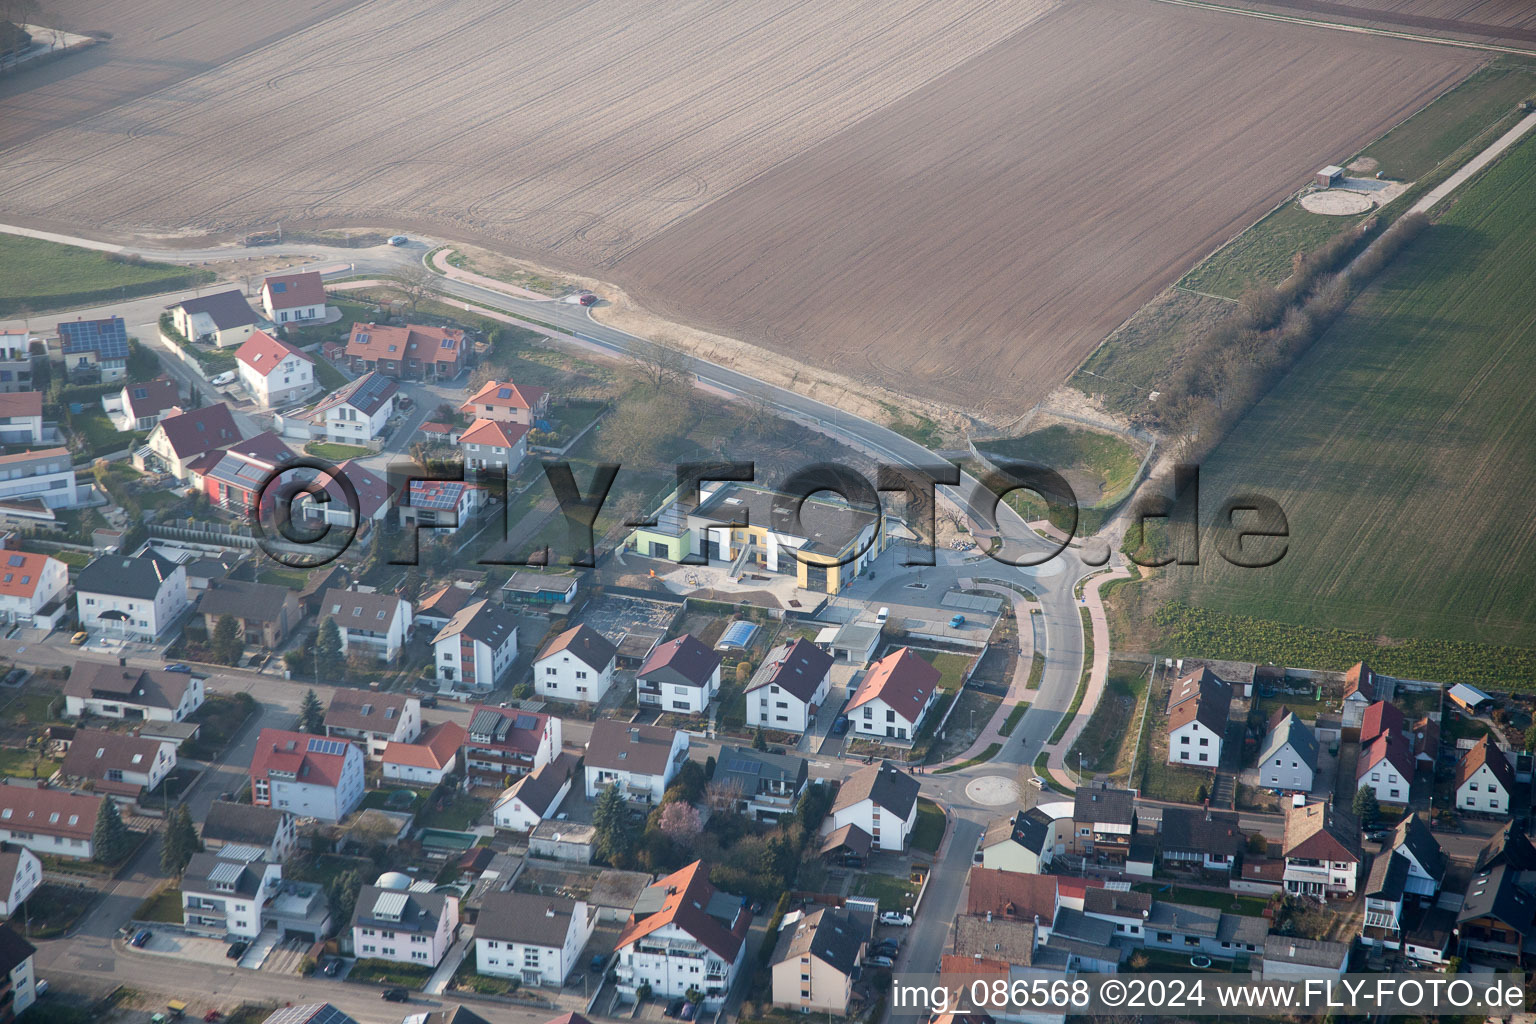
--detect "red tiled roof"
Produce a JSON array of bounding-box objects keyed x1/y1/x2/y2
[
  {"x1": 616, "y1": 861, "x2": 745, "y2": 962},
  {"x1": 1457, "y1": 734, "x2": 1515, "y2": 793},
  {"x1": 846, "y1": 646, "x2": 940, "y2": 724},
  {"x1": 1344, "y1": 662, "x2": 1378, "y2": 702},
  {"x1": 263, "y1": 271, "x2": 326, "y2": 309},
  {"x1": 1360, "y1": 700, "x2": 1405, "y2": 746},
  {"x1": 1358, "y1": 731, "x2": 1415, "y2": 782},
  {"x1": 249, "y1": 728, "x2": 354, "y2": 788},
  {"x1": 0, "y1": 785, "x2": 100, "y2": 840},
  {"x1": 461, "y1": 379, "x2": 548, "y2": 414},
  {"x1": 0, "y1": 550, "x2": 59, "y2": 599},
  {"x1": 154, "y1": 404, "x2": 242, "y2": 459},
  {"x1": 0, "y1": 391, "x2": 41, "y2": 419},
  {"x1": 123, "y1": 377, "x2": 181, "y2": 420},
  {"x1": 344, "y1": 323, "x2": 465, "y2": 366},
  {"x1": 966, "y1": 867, "x2": 1057, "y2": 921},
  {"x1": 459, "y1": 418, "x2": 529, "y2": 449},
  {"x1": 382, "y1": 721, "x2": 466, "y2": 771},
  {"x1": 236, "y1": 330, "x2": 312, "y2": 376}
]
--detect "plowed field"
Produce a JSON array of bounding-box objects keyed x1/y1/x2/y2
[{"x1": 0, "y1": 0, "x2": 1478, "y2": 414}]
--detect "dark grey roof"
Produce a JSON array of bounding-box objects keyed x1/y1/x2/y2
[
  {"x1": 1391, "y1": 814, "x2": 1445, "y2": 884},
  {"x1": 772, "y1": 906, "x2": 866, "y2": 975},
  {"x1": 1082, "y1": 887, "x2": 1151, "y2": 919},
  {"x1": 183, "y1": 851, "x2": 263, "y2": 898},
  {"x1": 638, "y1": 633, "x2": 722, "y2": 688},
  {"x1": 952, "y1": 915, "x2": 1035, "y2": 965},
  {"x1": 1459, "y1": 864, "x2": 1536, "y2": 932},
  {"x1": 433, "y1": 599, "x2": 516, "y2": 648},
  {"x1": 1260, "y1": 712, "x2": 1318, "y2": 769},
  {"x1": 745, "y1": 637, "x2": 833, "y2": 703},
  {"x1": 197, "y1": 578, "x2": 292, "y2": 623},
  {"x1": 1264, "y1": 937, "x2": 1348, "y2": 969},
  {"x1": 65, "y1": 661, "x2": 198, "y2": 712},
  {"x1": 716, "y1": 746, "x2": 808, "y2": 795},
  {"x1": 1477, "y1": 821, "x2": 1536, "y2": 873},
  {"x1": 77, "y1": 552, "x2": 182, "y2": 599},
  {"x1": 987, "y1": 807, "x2": 1052, "y2": 854},
  {"x1": 832, "y1": 761, "x2": 919, "y2": 820},
  {"x1": 537, "y1": 623, "x2": 617, "y2": 672},
  {"x1": 1365, "y1": 851, "x2": 1410, "y2": 902},
  {"x1": 1074, "y1": 785, "x2": 1136, "y2": 826},
  {"x1": 1146, "y1": 901, "x2": 1220, "y2": 938},
  {"x1": 1217, "y1": 913, "x2": 1269, "y2": 948},
  {"x1": 476, "y1": 891, "x2": 584, "y2": 946},
  {"x1": 201, "y1": 800, "x2": 289, "y2": 846},
  {"x1": 310, "y1": 371, "x2": 397, "y2": 418},
  {"x1": 1159, "y1": 806, "x2": 1243, "y2": 858},
  {"x1": 1051, "y1": 907, "x2": 1117, "y2": 946},
  {"x1": 351, "y1": 884, "x2": 453, "y2": 933},
  {"x1": 692, "y1": 483, "x2": 879, "y2": 556},
  {"x1": 178, "y1": 290, "x2": 260, "y2": 331},
  {"x1": 0, "y1": 924, "x2": 35, "y2": 976}
]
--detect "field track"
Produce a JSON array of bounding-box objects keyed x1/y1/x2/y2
[
  {"x1": 0, "y1": 0, "x2": 1478, "y2": 414},
  {"x1": 1218, "y1": 0, "x2": 1536, "y2": 48}
]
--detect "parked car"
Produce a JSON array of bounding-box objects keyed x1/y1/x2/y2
[
  {"x1": 589, "y1": 954, "x2": 606, "y2": 973},
  {"x1": 225, "y1": 941, "x2": 247, "y2": 960},
  {"x1": 211, "y1": 371, "x2": 237, "y2": 387},
  {"x1": 878, "y1": 911, "x2": 913, "y2": 927},
  {"x1": 419, "y1": 694, "x2": 437, "y2": 708},
  {"x1": 1027, "y1": 776, "x2": 1046, "y2": 790},
  {"x1": 3, "y1": 668, "x2": 27, "y2": 686},
  {"x1": 831, "y1": 715, "x2": 849, "y2": 736},
  {"x1": 388, "y1": 235, "x2": 409, "y2": 246},
  {"x1": 679, "y1": 1002, "x2": 697, "y2": 1022},
  {"x1": 863, "y1": 955, "x2": 895, "y2": 969},
  {"x1": 871, "y1": 939, "x2": 900, "y2": 957},
  {"x1": 875, "y1": 606, "x2": 890, "y2": 624},
  {"x1": 70, "y1": 631, "x2": 89, "y2": 645},
  {"x1": 381, "y1": 989, "x2": 410, "y2": 1003},
  {"x1": 664, "y1": 999, "x2": 685, "y2": 1018},
  {"x1": 948, "y1": 614, "x2": 966, "y2": 628},
  {"x1": 578, "y1": 292, "x2": 598, "y2": 306},
  {"x1": 163, "y1": 663, "x2": 191, "y2": 674},
  {"x1": 397, "y1": 394, "x2": 413, "y2": 409},
  {"x1": 1365, "y1": 829, "x2": 1391, "y2": 842},
  {"x1": 34, "y1": 980, "x2": 47, "y2": 998},
  {"x1": 323, "y1": 959, "x2": 341, "y2": 976},
  {"x1": 131, "y1": 929, "x2": 152, "y2": 947}
]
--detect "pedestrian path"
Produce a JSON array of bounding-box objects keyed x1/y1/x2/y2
[{"x1": 1044, "y1": 565, "x2": 1131, "y2": 791}]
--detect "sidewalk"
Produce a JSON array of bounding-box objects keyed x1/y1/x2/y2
[
  {"x1": 1044, "y1": 564, "x2": 1131, "y2": 791},
  {"x1": 430, "y1": 246, "x2": 555, "y2": 302},
  {"x1": 425, "y1": 927, "x2": 473, "y2": 994}
]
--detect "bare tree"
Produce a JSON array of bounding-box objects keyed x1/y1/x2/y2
[
  {"x1": 627, "y1": 340, "x2": 691, "y2": 393},
  {"x1": 704, "y1": 779, "x2": 745, "y2": 816},
  {"x1": 391, "y1": 262, "x2": 437, "y2": 317}
]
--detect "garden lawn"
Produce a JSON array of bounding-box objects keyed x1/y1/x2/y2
[
  {"x1": 852, "y1": 871, "x2": 918, "y2": 912},
  {"x1": 911, "y1": 798, "x2": 946, "y2": 854},
  {"x1": 1163, "y1": 133, "x2": 1536, "y2": 669},
  {"x1": 1181, "y1": 200, "x2": 1369, "y2": 299},
  {"x1": 134, "y1": 887, "x2": 185, "y2": 923},
  {"x1": 911, "y1": 649, "x2": 973, "y2": 693},
  {"x1": 1131, "y1": 883, "x2": 1268, "y2": 917},
  {"x1": 306, "y1": 441, "x2": 372, "y2": 461},
  {"x1": 1067, "y1": 660, "x2": 1147, "y2": 778},
  {"x1": 348, "y1": 958, "x2": 435, "y2": 988},
  {"x1": 14, "y1": 882, "x2": 96, "y2": 938}
]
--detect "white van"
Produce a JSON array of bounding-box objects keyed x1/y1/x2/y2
[{"x1": 875, "y1": 607, "x2": 890, "y2": 625}]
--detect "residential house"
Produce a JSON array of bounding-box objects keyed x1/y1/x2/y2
[
  {"x1": 254, "y1": 1007, "x2": 358, "y2": 1024},
  {"x1": 1362, "y1": 850, "x2": 1412, "y2": 948},
  {"x1": 1360, "y1": 700, "x2": 1405, "y2": 746},
  {"x1": 0, "y1": 927, "x2": 38, "y2": 1022},
  {"x1": 1410, "y1": 715, "x2": 1440, "y2": 766},
  {"x1": 714, "y1": 746, "x2": 808, "y2": 822},
  {"x1": 63, "y1": 660, "x2": 205, "y2": 722},
  {"x1": 0, "y1": 785, "x2": 100, "y2": 859},
  {"x1": 980, "y1": 806, "x2": 1058, "y2": 874},
  {"x1": 637, "y1": 634, "x2": 722, "y2": 714},
  {"x1": 1260, "y1": 937, "x2": 1350, "y2": 981},
  {"x1": 535, "y1": 624, "x2": 617, "y2": 705},
  {"x1": 500, "y1": 572, "x2": 579, "y2": 608},
  {"x1": 0, "y1": 448, "x2": 77, "y2": 509},
  {"x1": 1158, "y1": 805, "x2": 1243, "y2": 874},
  {"x1": 185, "y1": 430, "x2": 298, "y2": 514},
  {"x1": 1477, "y1": 820, "x2": 1536, "y2": 873},
  {"x1": 459, "y1": 379, "x2": 549, "y2": 426},
  {"x1": 1083, "y1": 887, "x2": 1151, "y2": 943},
  {"x1": 1143, "y1": 900, "x2": 1267, "y2": 962},
  {"x1": 613, "y1": 861, "x2": 749, "y2": 1009},
  {"x1": 1166, "y1": 666, "x2": 1231, "y2": 767},
  {"x1": 583, "y1": 720, "x2": 688, "y2": 804},
  {"x1": 295, "y1": 459, "x2": 396, "y2": 535},
  {"x1": 433, "y1": 599, "x2": 518, "y2": 693},
  {"x1": 249, "y1": 729, "x2": 366, "y2": 822},
  {"x1": 195, "y1": 578, "x2": 300, "y2": 648},
  {"x1": 303, "y1": 371, "x2": 397, "y2": 443},
  {"x1": 1073, "y1": 785, "x2": 1138, "y2": 864},
  {"x1": 460, "y1": 418, "x2": 529, "y2": 474},
  {"x1": 846, "y1": 646, "x2": 941, "y2": 744},
  {"x1": 1457, "y1": 735, "x2": 1514, "y2": 816},
  {"x1": 399, "y1": 479, "x2": 487, "y2": 535},
  {"x1": 475, "y1": 891, "x2": 595, "y2": 986},
  {"x1": 351, "y1": 883, "x2": 460, "y2": 967},
  {"x1": 0, "y1": 550, "x2": 68, "y2": 627},
  {"x1": 745, "y1": 637, "x2": 832, "y2": 733},
  {"x1": 1282, "y1": 802, "x2": 1362, "y2": 898},
  {"x1": 171, "y1": 290, "x2": 260, "y2": 348},
  {"x1": 1456, "y1": 864, "x2": 1535, "y2": 966},
  {"x1": 829, "y1": 761, "x2": 920, "y2": 852},
  {"x1": 0, "y1": 843, "x2": 41, "y2": 916},
  {"x1": 1357, "y1": 730, "x2": 1414, "y2": 806},
  {"x1": 261, "y1": 271, "x2": 326, "y2": 324},
  {"x1": 58, "y1": 727, "x2": 176, "y2": 805},
  {"x1": 343, "y1": 323, "x2": 465, "y2": 380},
  {"x1": 57, "y1": 316, "x2": 128, "y2": 381},
  {"x1": 324, "y1": 690, "x2": 422, "y2": 760},
  {"x1": 462, "y1": 706, "x2": 562, "y2": 787},
  {"x1": 320, "y1": 587, "x2": 413, "y2": 663},
  {"x1": 1361, "y1": 815, "x2": 1446, "y2": 949},
  {"x1": 142, "y1": 404, "x2": 243, "y2": 479},
  {"x1": 1341, "y1": 662, "x2": 1381, "y2": 728},
  {"x1": 770, "y1": 907, "x2": 867, "y2": 1014},
  {"x1": 493, "y1": 751, "x2": 579, "y2": 831},
  {"x1": 1259, "y1": 712, "x2": 1318, "y2": 792},
  {"x1": 381, "y1": 722, "x2": 467, "y2": 786},
  {"x1": 0, "y1": 330, "x2": 35, "y2": 394},
  {"x1": 951, "y1": 915, "x2": 1051, "y2": 969},
  {"x1": 0, "y1": 392, "x2": 42, "y2": 444},
  {"x1": 199, "y1": 800, "x2": 297, "y2": 863},
  {"x1": 181, "y1": 846, "x2": 283, "y2": 939},
  {"x1": 414, "y1": 582, "x2": 477, "y2": 633},
  {"x1": 236, "y1": 330, "x2": 315, "y2": 409},
  {"x1": 107, "y1": 376, "x2": 181, "y2": 431},
  {"x1": 965, "y1": 868, "x2": 1060, "y2": 926},
  {"x1": 75, "y1": 551, "x2": 189, "y2": 641}
]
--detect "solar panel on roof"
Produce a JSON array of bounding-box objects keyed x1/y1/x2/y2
[
  {"x1": 513, "y1": 713, "x2": 537, "y2": 730},
  {"x1": 496, "y1": 388, "x2": 512, "y2": 399},
  {"x1": 272, "y1": 282, "x2": 287, "y2": 293},
  {"x1": 208, "y1": 860, "x2": 245, "y2": 886},
  {"x1": 307, "y1": 738, "x2": 347, "y2": 756},
  {"x1": 6, "y1": 555, "x2": 21, "y2": 567},
  {"x1": 372, "y1": 890, "x2": 409, "y2": 919}
]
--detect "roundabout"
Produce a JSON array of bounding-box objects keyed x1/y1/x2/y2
[{"x1": 966, "y1": 776, "x2": 1021, "y2": 806}]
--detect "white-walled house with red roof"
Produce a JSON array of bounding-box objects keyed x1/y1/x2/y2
[
  {"x1": 260, "y1": 271, "x2": 326, "y2": 324},
  {"x1": 0, "y1": 550, "x2": 68, "y2": 627},
  {"x1": 399, "y1": 480, "x2": 487, "y2": 535},
  {"x1": 613, "y1": 861, "x2": 749, "y2": 1009},
  {"x1": 249, "y1": 728, "x2": 365, "y2": 822},
  {"x1": 236, "y1": 330, "x2": 316, "y2": 409},
  {"x1": 459, "y1": 379, "x2": 549, "y2": 425},
  {"x1": 460, "y1": 418, "x2": 529, "y2": 473},
  {"x1": 845, "y1": 646, "x2": 940, "y2": 743}
]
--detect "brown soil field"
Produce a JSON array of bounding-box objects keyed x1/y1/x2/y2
[
  {"x1": 1218, "y1": 0, "x2": 1536, "y2": 47},
  {"x1": 0, "y1": 0, "x2": 1477, "y2": 417}
]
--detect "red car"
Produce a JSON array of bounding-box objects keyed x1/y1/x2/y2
[{"x1": 578, "y1": 292, "x2": 598, "y2": 306}]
